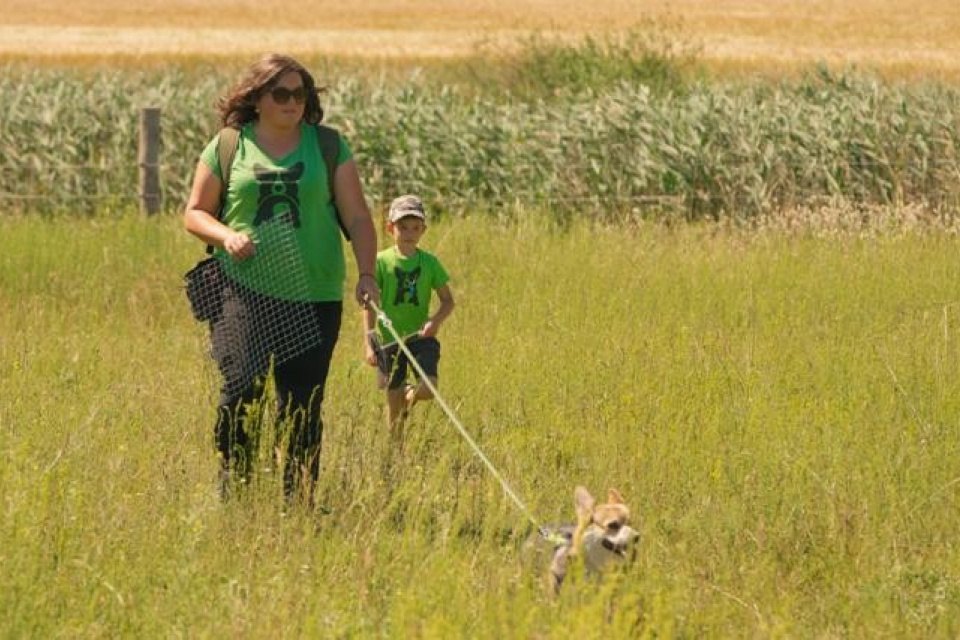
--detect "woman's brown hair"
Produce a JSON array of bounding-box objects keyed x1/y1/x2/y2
[{"x1": 216, "y1": 53, "x2": 325, "y2": 129}]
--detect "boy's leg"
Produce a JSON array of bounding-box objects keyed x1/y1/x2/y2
[
  {"x1": 380, "y1": 387, "x2": 407, "y2": 479},
  {"x1": 387, "y1": 387, "x2": 408, "y2": 437},
  {"x1": 406, "y1": 376, "x2": 438, "y2": 406},
  {"x1": 383, "y1": 344, "x2": 409, "y2": 439},
  {"x1": 403, "y1": 338, "x2": 441, "y2": 410}
]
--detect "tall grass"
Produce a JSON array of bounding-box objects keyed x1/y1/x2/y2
[
  {"x1": 2, "y1": 212, "x2": 959, "y2": 636},
  {"x1": 3, "y1": 48, "x2": 959, "y2": 221}
]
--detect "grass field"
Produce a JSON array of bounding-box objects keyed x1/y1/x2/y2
[
  {"x1": 5, "y1": 0, "x2": 960, "y2": 635},
  {"x1": 5, "y1": 0, "x2": 960, "y2": 77},
  {"x1": 2, "y1": 213, "x2": 959, "y2": 636}
]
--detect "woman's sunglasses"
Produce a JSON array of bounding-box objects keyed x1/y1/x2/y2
[{"x1": 269, "y1": 85, "x2": 307, "y2": 105}]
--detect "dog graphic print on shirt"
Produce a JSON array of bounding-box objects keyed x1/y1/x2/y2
[
  {"x1": 253, "y1": 162, "x2": 304, "y2": 228},
  {"x1": 393, "y1": 266, "x2": 421, "y2": 306}
]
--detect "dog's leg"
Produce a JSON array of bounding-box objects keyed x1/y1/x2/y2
[{"x1": 549, "y1": 547, "x2": 570, "y2": 595}]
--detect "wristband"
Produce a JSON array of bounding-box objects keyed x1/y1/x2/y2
[{"x1": 358, "y1": 273, "x2": 375, "y2": 280}]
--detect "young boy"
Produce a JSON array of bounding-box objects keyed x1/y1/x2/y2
[{"x1": 363, "y1": 195, "x2": 455, "y2": 437}]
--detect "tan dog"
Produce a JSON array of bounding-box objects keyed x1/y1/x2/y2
[{"x1": 540, "y1": 486, "x2": 640, "y2": 593}]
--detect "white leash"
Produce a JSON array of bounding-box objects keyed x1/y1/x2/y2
[{"x1": 365, "y1": 297, "x2": 557, "y2": 541}]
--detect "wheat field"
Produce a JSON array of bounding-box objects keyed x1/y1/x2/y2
[{"x1": 5, "y1": 0, "x2": 960, "y2": 76}]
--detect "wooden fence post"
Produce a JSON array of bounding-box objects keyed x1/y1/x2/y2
[{"x1": 138, "y1": 107, "x2": 161, "y2": 216}]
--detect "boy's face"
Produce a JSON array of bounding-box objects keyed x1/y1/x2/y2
[{"x1": 389, "y1": 216, "x2": 426, "y2": 248}]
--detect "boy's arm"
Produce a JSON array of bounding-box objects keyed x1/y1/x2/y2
[{"x1": 421, "y1": 284, "x2": 455, "y2": 339}]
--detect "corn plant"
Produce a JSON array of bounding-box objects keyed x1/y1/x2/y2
[{"x1": 2, "y1": 65, "x2": 959, "y2": 220}]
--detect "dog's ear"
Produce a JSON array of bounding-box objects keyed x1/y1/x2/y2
[
  {"x1": 575, "y1": 486, "x2": 595, "y2": 520},
  {"x1": 608, "y1": 488, "x2": 625, "y2": 505}
]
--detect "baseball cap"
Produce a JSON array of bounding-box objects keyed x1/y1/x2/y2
[{"x1": 388, "y1": 195, "x2": 426, "y2": 223}]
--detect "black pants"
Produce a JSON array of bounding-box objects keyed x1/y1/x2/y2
[{"x1": 211, "y1": 283, "x2": 342, "y2": 501}]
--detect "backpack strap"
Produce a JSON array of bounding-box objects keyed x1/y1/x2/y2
[
  {"x1": 216, "y1": 126, "x2": 241, "y2": 219},
  {"x1": 316, "y1": 124, "x2": 351, "y2": 240},
  {"x1": 206, "y1": 126, "x2": 240, "y2": 255}
]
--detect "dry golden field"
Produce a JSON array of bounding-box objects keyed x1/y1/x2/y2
[{"x1": 4, "y1": 0, "x2": 960, "y2": 75}]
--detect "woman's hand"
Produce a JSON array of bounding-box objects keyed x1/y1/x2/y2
[
  {"x1": 223, "y1": 232, "x2": 256, "y2": 261},
  {"x1": 356, "y1": 273, "x2": 380, "y2": 308}
]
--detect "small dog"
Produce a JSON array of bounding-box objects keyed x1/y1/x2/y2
[{"x1": 538, "y1": 486, "x2": 640, "y2": 593}]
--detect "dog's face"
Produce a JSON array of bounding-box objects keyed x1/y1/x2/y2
[
  {"x1": 548, "y1": 486, "x2": 640, "y2": 592},
  {"x1": 575, "y1": 486, "x2": 639, "y2": 573}
]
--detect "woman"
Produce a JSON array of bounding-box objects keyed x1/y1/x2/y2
[{"x1": 184, "y1": 53, "x2": 380, "y2": 504}]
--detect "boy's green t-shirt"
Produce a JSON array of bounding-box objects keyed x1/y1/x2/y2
[
  {"x1": 375, "y1": 246, "x2": 449, "y2": 343},
  {"x1": 199, "y1": 122, "x2": 353, "y2": 302}
]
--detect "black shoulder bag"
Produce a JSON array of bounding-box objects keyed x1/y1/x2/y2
[{"x1": 183, "y1": 127, "x2": 240, "y2": 322}]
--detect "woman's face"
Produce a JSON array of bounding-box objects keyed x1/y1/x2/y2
[{"x1": 256, "y1": 70, "x2": 306, "y2": 128}]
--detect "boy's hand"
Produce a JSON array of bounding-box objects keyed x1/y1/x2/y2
[
  {"x1": 365, "y1": 330, "x2": 383, "y2": 368},
  {"x1": 420, "y1": 320, "x2": 440, "y2": 338}
]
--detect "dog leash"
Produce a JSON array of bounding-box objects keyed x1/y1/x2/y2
[{"x1": 365, "y1": 296, "x2": 563, "y2": 544}]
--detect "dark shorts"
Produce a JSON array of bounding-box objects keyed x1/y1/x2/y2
[{"x1": 376, "y1": 336, "x2": 441, "y2": 390}]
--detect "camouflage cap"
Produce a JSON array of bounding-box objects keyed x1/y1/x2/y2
[{"x1": 388, "y1": 194, "x2": 426, "y2": 223}]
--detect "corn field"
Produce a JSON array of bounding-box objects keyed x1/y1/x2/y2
[{"x1": 3, "y1": 65, "x2": 960, "y2": 219}]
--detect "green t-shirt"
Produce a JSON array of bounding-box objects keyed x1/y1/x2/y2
[
  {"x1": 375, "y1": 246, "x2": 450, "y2": 343},
  {"x1": 199, "y1": 122, "x2": 353, "y2": 302}
]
